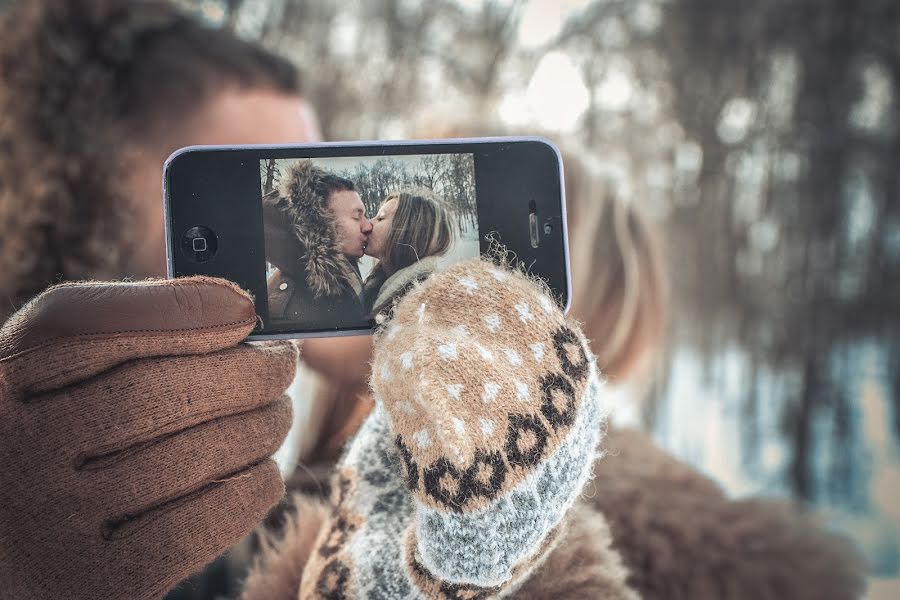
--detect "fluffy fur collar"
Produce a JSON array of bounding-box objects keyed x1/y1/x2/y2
[
  {"x1": 275, "y1": 162, "x2": 356, "y2": 299},
  {"x1": 369, "y1": 255, "x2": 441, "y2": 316}
]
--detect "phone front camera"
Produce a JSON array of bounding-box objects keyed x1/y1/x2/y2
[{"x1": 543, "y1": 222, "x2": 553, "y2": 235}]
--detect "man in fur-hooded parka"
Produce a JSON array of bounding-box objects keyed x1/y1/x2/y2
[{"x1": 263, "y1": 161, "x2": 372, "y2": 330}]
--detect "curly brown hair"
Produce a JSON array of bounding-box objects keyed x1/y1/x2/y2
[{"x1": 0, "y1": 0, "x2": 300, "y2": 315}]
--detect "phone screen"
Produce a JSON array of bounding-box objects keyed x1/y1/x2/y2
[
  {"x1": 165, "y1": 138, "x2": 568, "y2": 338},
  {"x1": 261, "y1": 153, "x2": 479, "y2": 331}
]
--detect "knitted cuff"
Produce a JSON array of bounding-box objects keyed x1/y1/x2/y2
[{"x1": 371, "y1": 259, "x2": 606, "y2": 590}]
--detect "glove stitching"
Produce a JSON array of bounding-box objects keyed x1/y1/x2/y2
[
  {"x1": 0, "y1": 315, "x2": 257, "y2": 363},
  {"x1": 100, "y1": 458, "x2": 270, "y2": 541},
  {"x1": 74, "y1": 398, "x2": 285, "y2": 471}
]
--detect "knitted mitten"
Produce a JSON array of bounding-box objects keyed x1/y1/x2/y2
[{"x1": 300, "y1": 259, "x2": 607, "y2": 599}]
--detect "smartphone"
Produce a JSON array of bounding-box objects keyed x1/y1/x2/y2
[{"x1": 164, "y1": 137, "x2": 569, "y2": 339}]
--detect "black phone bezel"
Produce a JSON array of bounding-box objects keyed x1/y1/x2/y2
[{"x1": 164, "y1": 137, "x2": 570, "y2": 339}]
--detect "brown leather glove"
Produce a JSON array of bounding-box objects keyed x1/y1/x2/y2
[{"x1": 0, "y1": 277, "x2": 297, "y2": 600}]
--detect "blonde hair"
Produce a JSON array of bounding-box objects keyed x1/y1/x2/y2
[
  {"x1": 565, "y1": 155, "x2": 668, "y2": 381},
  {"x1": 378, "y1": 189, "x2": 453, "y2": 275}
]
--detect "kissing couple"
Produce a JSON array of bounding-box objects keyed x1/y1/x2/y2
[{"x1": 264, "y1": 160, "x2": 454, "y2": 328}]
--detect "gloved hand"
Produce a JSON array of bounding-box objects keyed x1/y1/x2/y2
[
  {"x1": 0, "y1": 277, "x2": 297, "y2": 600},
  {"x1": 298, "y1": 259, "x2": 608, "y2": 599}
]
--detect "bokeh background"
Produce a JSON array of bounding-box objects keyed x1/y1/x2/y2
[
  {"x1": 190, "y1": 0, "x2": 899, "y2": 590},
  {"x1": 3, "y1": 0, "x2": 894, "y2": 593},
  {"x1": 186, "y1": 0, "x2": 900, "y2": 579}
]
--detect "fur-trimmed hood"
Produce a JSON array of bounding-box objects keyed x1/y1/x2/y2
[{"x1": 263, "y1": 161, "x2": 357, "y2": 299}]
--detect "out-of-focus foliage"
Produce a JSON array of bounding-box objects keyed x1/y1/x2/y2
[{"x1": 188, "y1": 0, "x2": 900, "y2": 578}]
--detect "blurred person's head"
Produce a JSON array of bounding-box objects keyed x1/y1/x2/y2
[
  {"x1": 365, "y1": 189, "x2": 453, "y2": 276},
  {"x1": 565, "y1": 153, "x2": 668, "y2": 381},
  {"x1": 0, "y1": 0, "x2": 320, "y2": 313}
]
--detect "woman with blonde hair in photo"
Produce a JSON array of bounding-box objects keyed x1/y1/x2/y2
[{"x1": 362, "y1": 189, "x2": 455, "y2": 318}]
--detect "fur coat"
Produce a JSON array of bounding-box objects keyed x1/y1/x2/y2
[
  {"x1": 240, "y1": 426, "x2": 865, "y2": 600},
  {"x1": 262, "y1": 169, "x2": 366, "y2": 330}
]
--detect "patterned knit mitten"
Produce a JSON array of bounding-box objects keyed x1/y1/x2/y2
[{"x1": 301, "y1": 259, "x2": 607, "y2": 599}]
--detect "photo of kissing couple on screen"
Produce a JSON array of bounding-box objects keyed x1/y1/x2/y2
[{"x1": 261, "y1": 156, "x2": 479, "y2": 330}]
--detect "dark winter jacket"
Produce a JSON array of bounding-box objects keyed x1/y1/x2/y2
[{"x1": 262, "y1": 184, "x2": 366, "y2": 331}]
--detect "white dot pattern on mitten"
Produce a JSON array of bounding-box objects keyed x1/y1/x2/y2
[
  {"x1": 414, "y1": 430, "x2": 431, "y2": 448},
  {"x1": 488, "y1": 268, "x2": 508, "y2": 282},
  {"x1": 300, "y1": 259, "x2": 608, "y2": 599},
  {"x1": 515, "y1": 302, "x2": 534, "y2": 323},
  {"x1": 504, "y1": 349, "x2": 522, "y2": 366},
  {"x1": 539, "y1": 295, "x2": 555, "y2": 314},
  {"x1": 446, "y1": 384, "x2": 463, "y2": 400},
  {"x1": 458, "y1": 277, "x2": 479, "y2": 293},
  {"x1": 437, "y1": 343, "x2": 458, "y2": 360},
  {"x1": 372, "y1": 259, "x2": 595, "y2": 513},
  {"x1": 475, "y1": 344, "x2": 494, "y2": 362},
  {"x1": 481, "y1": 383, "x2": 500, "y2": 403},
  {"x1": 515, "y1": 381, "x2": 530, "y2": 401}
]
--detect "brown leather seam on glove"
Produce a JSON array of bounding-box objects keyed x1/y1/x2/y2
[{"x1": 0, "y1": 317, "x2": 258, "y2": 363}]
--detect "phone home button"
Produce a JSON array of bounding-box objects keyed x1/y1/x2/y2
[{"x1": 181, "y1": 226, "x2": 218, "y2": 263}]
